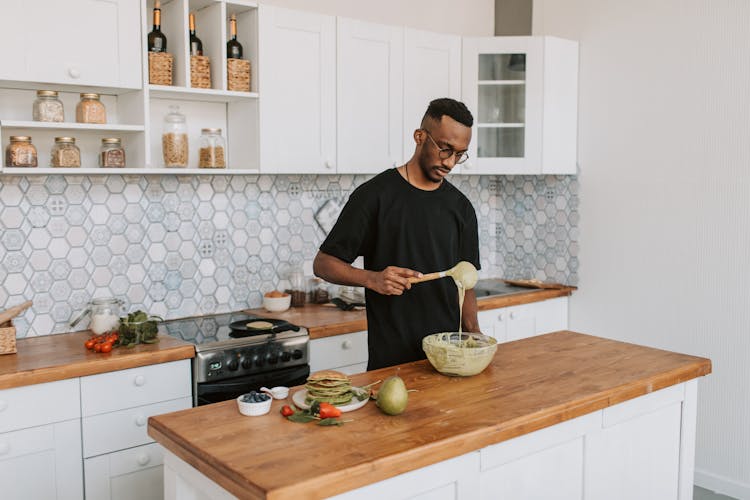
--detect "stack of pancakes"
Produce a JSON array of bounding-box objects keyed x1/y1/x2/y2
[{"x1": 305, "y1": 370, "x2": 353, "y2": 405}]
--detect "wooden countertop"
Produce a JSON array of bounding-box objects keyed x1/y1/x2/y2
[
  {"x1": 0, "y1": 331, "x2": 194, "y2": 390},
  {"x1": 247, "y1": 286, "x2": 576, "y2": 339},
  {"x1": 148, "y1": 331, "x2": 711, "y2": 500}
]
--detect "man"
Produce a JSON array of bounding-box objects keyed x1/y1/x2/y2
[{"x1": 313, "y1": 98, "x2": 481, "y2": 370}]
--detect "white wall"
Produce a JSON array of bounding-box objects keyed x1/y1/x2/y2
[
  {"x1": 260, "y1": 0, "x2": 495, "y2": 36},
  {"x1": 534, "y1": 0, "x2": 750, "y2": 497}
]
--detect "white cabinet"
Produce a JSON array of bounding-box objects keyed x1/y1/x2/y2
[
  {"x1": 258, "y1": 5, "x2": 336, "y2": 174},
  {"x1": 310, "y1": 330, "x2": 368, "y2": 374},
  {"x1": 85, "y1": 443, "x2": 165, "y2": 500},
  {"x1": 0, "y1": 378, "x2": 83, "y2": 500},
  {"x1": 477, "y1": 296, "x2": 568, "y2": 343},
  {"x1": 81, "y1": 360, "x2": 192, "y2": 500},
  {"x1": 461, "y1": 36, "x2": 578, "y2": 175},
  {"x1": 403, "y1": 29, "x2": 461, "y2": 164},
  {"x1": 0, "y1": 0, "x2": 141, "y2": 90},
  {"x1": 337, "y1": 18, "x2": 403, "y2": 174}
]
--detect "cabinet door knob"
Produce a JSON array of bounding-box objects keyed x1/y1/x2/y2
[
  {"x1": 0, "y1": 442, "x2": 9, "y2": 455},
  {"x1": 0, "y1": 400, "x2": 7, "y2": 412},
  {"x1": 341, "y1": 340, "x2": 353, "y2": 350},
  {"x1": 509, "y1": 311, "x2": 516, "y2": 320},
  {"x1": 67, "y1": 67, "x2": 81, "y2": 79},
  {"x1": 137, "y1": 453, "x2": 151, "y2": 466},
  {"x1": 497, "y1": 313, "x2": 504, "y2": 322},
  {"x1": 134, "y1": 415, "x2": 147, "y2": 427},
  {"x1": 324, "y1": 160, "x2": 333, "y2": 169},
  {"x1": 134, "y1": 375, "x2": 146, "y2": 386}
]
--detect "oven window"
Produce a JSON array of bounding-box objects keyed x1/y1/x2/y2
[{"x1": 196, "y1": 364, "x2": 309, "y2": 406}]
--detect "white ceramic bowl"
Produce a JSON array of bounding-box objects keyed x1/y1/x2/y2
[
  {"x1": 236, "y1": 394, "x2": 273, "y2": 416},
  {"x1": 261, "y1": 386, "x2": 290, "y2": 399},
  {"x1": 263, "y1": 294, "x2": 291, "y2": 312}
]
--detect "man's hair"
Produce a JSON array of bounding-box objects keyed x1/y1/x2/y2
[{"x1": 421, "y1": 98, "x2": 474, "y2": 128}]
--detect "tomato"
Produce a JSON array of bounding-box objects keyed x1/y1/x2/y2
[
  {"x1": 280, "y1": 405, "x2": 294, "y2": 417},
  {"x1": 317, "y1": 402, "x2": 342, "y2": 419},
  {"x1": 100, "y1": 343, "x2": 113, "y2": 353},
  {"x1": 94, "y1": 343, "x2": 103, "y2": 353},
  {"x1": 85, "y1": 339, "x2": 95, "y2": 350}
]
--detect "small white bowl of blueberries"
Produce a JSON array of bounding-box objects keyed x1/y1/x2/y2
[{"x1": 237, "y1": 390, "x2": 272, "y2": 416}]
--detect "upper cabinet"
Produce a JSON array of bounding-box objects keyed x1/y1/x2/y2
[
  {"x1": 402, "y1": 29, "x2": 461, "y2": 164},
  {"x1": 337, "y1": 18, "x2": 403, "y2": 174},
  {"x1": 461, "y1": 36, "x2": 578, "y2": 175},
  {"x1": 0, "y1": 0, "x2": 141, "y2": 90},
  {"x1": 258, "y1": 5, "x2": 336, "y2": 174}
]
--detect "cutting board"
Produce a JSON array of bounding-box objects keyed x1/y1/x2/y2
[{"x1": 502, "y1": 279, "x2": 566, "y2": 290}]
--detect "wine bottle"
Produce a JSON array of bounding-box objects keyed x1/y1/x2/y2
[
  {"x1": 227, "y1": 13, "x2": 243, "y2": 60},
  {"x1": 189, "y1": 12, "x2": 203, "y2": 56},
  {"x1": 147, "y1": 0, "x2": 167, "y2": 52}
]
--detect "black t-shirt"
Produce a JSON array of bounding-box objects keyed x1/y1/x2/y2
[{"x1": 320, "y1": 168, "x2": 480, "y2": 370}]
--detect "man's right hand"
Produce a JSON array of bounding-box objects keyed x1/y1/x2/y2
[{"x1": 366, "y1": 266, "x2": 422, "y2": 296}]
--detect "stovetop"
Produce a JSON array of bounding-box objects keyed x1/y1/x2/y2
[
  {"x1": 161, "y1": 312, "x2": 310, "y2": 385},
  {"x1": 159, "y1": 311, "x2": 306, "y2": 350}
]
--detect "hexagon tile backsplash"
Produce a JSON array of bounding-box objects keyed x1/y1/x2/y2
[{"x1": 0, "y1": 173, "x2": 578, "y2": 337}]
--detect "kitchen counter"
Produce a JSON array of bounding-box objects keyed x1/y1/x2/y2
[
  {"x1": 247, "y1": 283, "x2": 576, "y2": 339},
  {"x1": 0, "y1": 331, "x2": 194, "y2": 390},
  {"x1": 148, "y1": 331, "x2": 710, "y2": 500}
]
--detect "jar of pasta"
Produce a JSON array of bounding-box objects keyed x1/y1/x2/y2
[
  {"x1": 162, "y1": 105, "x2": 188, "y2": 167},
  {"x1": 50, "y1": 137, "x2": 81, "y2": 167},
  {"x1": 32, "y1": 90, "x2": 64, "y2": 122},
  {"x1": 76, "y1": 93, "x2": 106, "y2": 124},
  {"x1": 5, "y1": 136, "x2": 38, "y2": 167},
  {"x1": 198, "y1": 128, "x2": 226, "y2": 168},
  {"x1": 99, "y1": 138, "x2": 126, "y2": 168}
]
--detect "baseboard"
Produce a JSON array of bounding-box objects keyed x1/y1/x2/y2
[{"x1": 695, "y1": 468, "x2": 750, "y2": 499}]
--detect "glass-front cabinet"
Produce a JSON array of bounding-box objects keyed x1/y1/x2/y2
[{"x1": 460, "y1": 36, "x2": 578, "y2": 175}]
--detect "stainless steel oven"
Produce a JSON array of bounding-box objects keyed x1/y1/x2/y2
[{"x1": 160, "y1": 312, "x2": 310, "y2": 406}]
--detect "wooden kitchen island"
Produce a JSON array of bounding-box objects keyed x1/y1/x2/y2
[{"x1": 148, "y1": 331, "x2": 711, "y2": 500}]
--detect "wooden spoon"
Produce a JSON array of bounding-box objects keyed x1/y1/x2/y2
[
  {"x1": 0, "y1": 300, "x2": 33, "y2": 325},
  {"x1": 408, "y1": 261, "x2": 478, "y2": 290}
]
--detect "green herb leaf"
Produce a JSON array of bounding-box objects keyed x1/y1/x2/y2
[
  {"x1": 317, "y1": 418, "x2": 344, "y2": 426},
  {"x1": 287, "y1": 413, "x2": 318, "y2": 424}
]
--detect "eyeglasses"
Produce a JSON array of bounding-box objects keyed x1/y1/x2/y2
[{"x1": 422, "y1": 129, "x2": 469, "y2": 165}]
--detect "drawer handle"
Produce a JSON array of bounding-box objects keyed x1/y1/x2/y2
[
  {"x1": 341, "y1": 340, "x2": 353, "y2": 350},
  {"x1": 134, "y1": 415, "x2": 147, "y2": 427},
  {"x1": 67, "y1": 67, "x2": 81, "y2": 79},
  {"x1": 134, "y1": 375, "x2": 146, "y2": 387},
  {"x1": 137, "y1": 453, "x2": 151, "y2": 466},
  {"x1": 0, "y1": 400, "x2": 7, "y2": 412},
  {"x1": 0, "y1": 442, "x2": 9, "y2": 456}
]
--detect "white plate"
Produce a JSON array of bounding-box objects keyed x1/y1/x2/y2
[{"x1": 292, "y1": 387, "x2": 369, "y2": 413}]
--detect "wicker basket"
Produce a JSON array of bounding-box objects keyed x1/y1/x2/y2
[
  {"x1": 148, "y1": 52, "x2": 173, "y2": 86},
  {"x1": 0, "y1": 320, "x2": 17, "y2": 355},
  {"x1": 227, "y1": 58, "x2": 251, "y2": 92},
  {"x1": 190, "y1": 55, "x2": 211, "y2": 89}
]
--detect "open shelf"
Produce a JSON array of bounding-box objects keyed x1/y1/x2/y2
[
  {"x1": 148, "y1": 85, "x2": 257, "y2": 102},
  {"x1": 1, "y1": 167, "x2": 258, "y2": 175},
  {"x1": 0, "y1": 120, "x2": 145, "y2": 132}
]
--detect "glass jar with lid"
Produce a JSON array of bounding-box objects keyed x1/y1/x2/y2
[
  {"x1": 198, "y1": 128, "x2": 226, "y2": 168},
  {"x1": 76, "y1": 93, "x2": 106, "y2": 124},
  {"x1": 69, "y1": 297, "x2": 125, "y2": 335},
  {"x1": 5, "y1": 136, "x2": 38, "y2": 167},
  {"x1": 162, "y1": 104, "x2": 188, "y2": 167},
  {"x1": 32, "y1": 90, "x2": 64, "y2": 122},
  {"x1": 99, "y1": 138, "x2": 126, "y2": 167},
  {"x1": 50, "y1": 137, "x2": 81, "y2": 167}
]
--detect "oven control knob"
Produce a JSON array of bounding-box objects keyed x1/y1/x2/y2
[
  {"x1": 241, "y1": 356, "x2": 254, "y2": 369},
  {"x1": 227, "y1": 359, "x2": 239, "y2": 371},
  {"x1": 281, "y1": 351, "x2": 291, "y2": 362},
  {"x1": 267, "y1": 352, "x2": 278, "y2": 364},
  {"x1": 292, "y1": 349, "x2": 303, "y2": 360}
]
